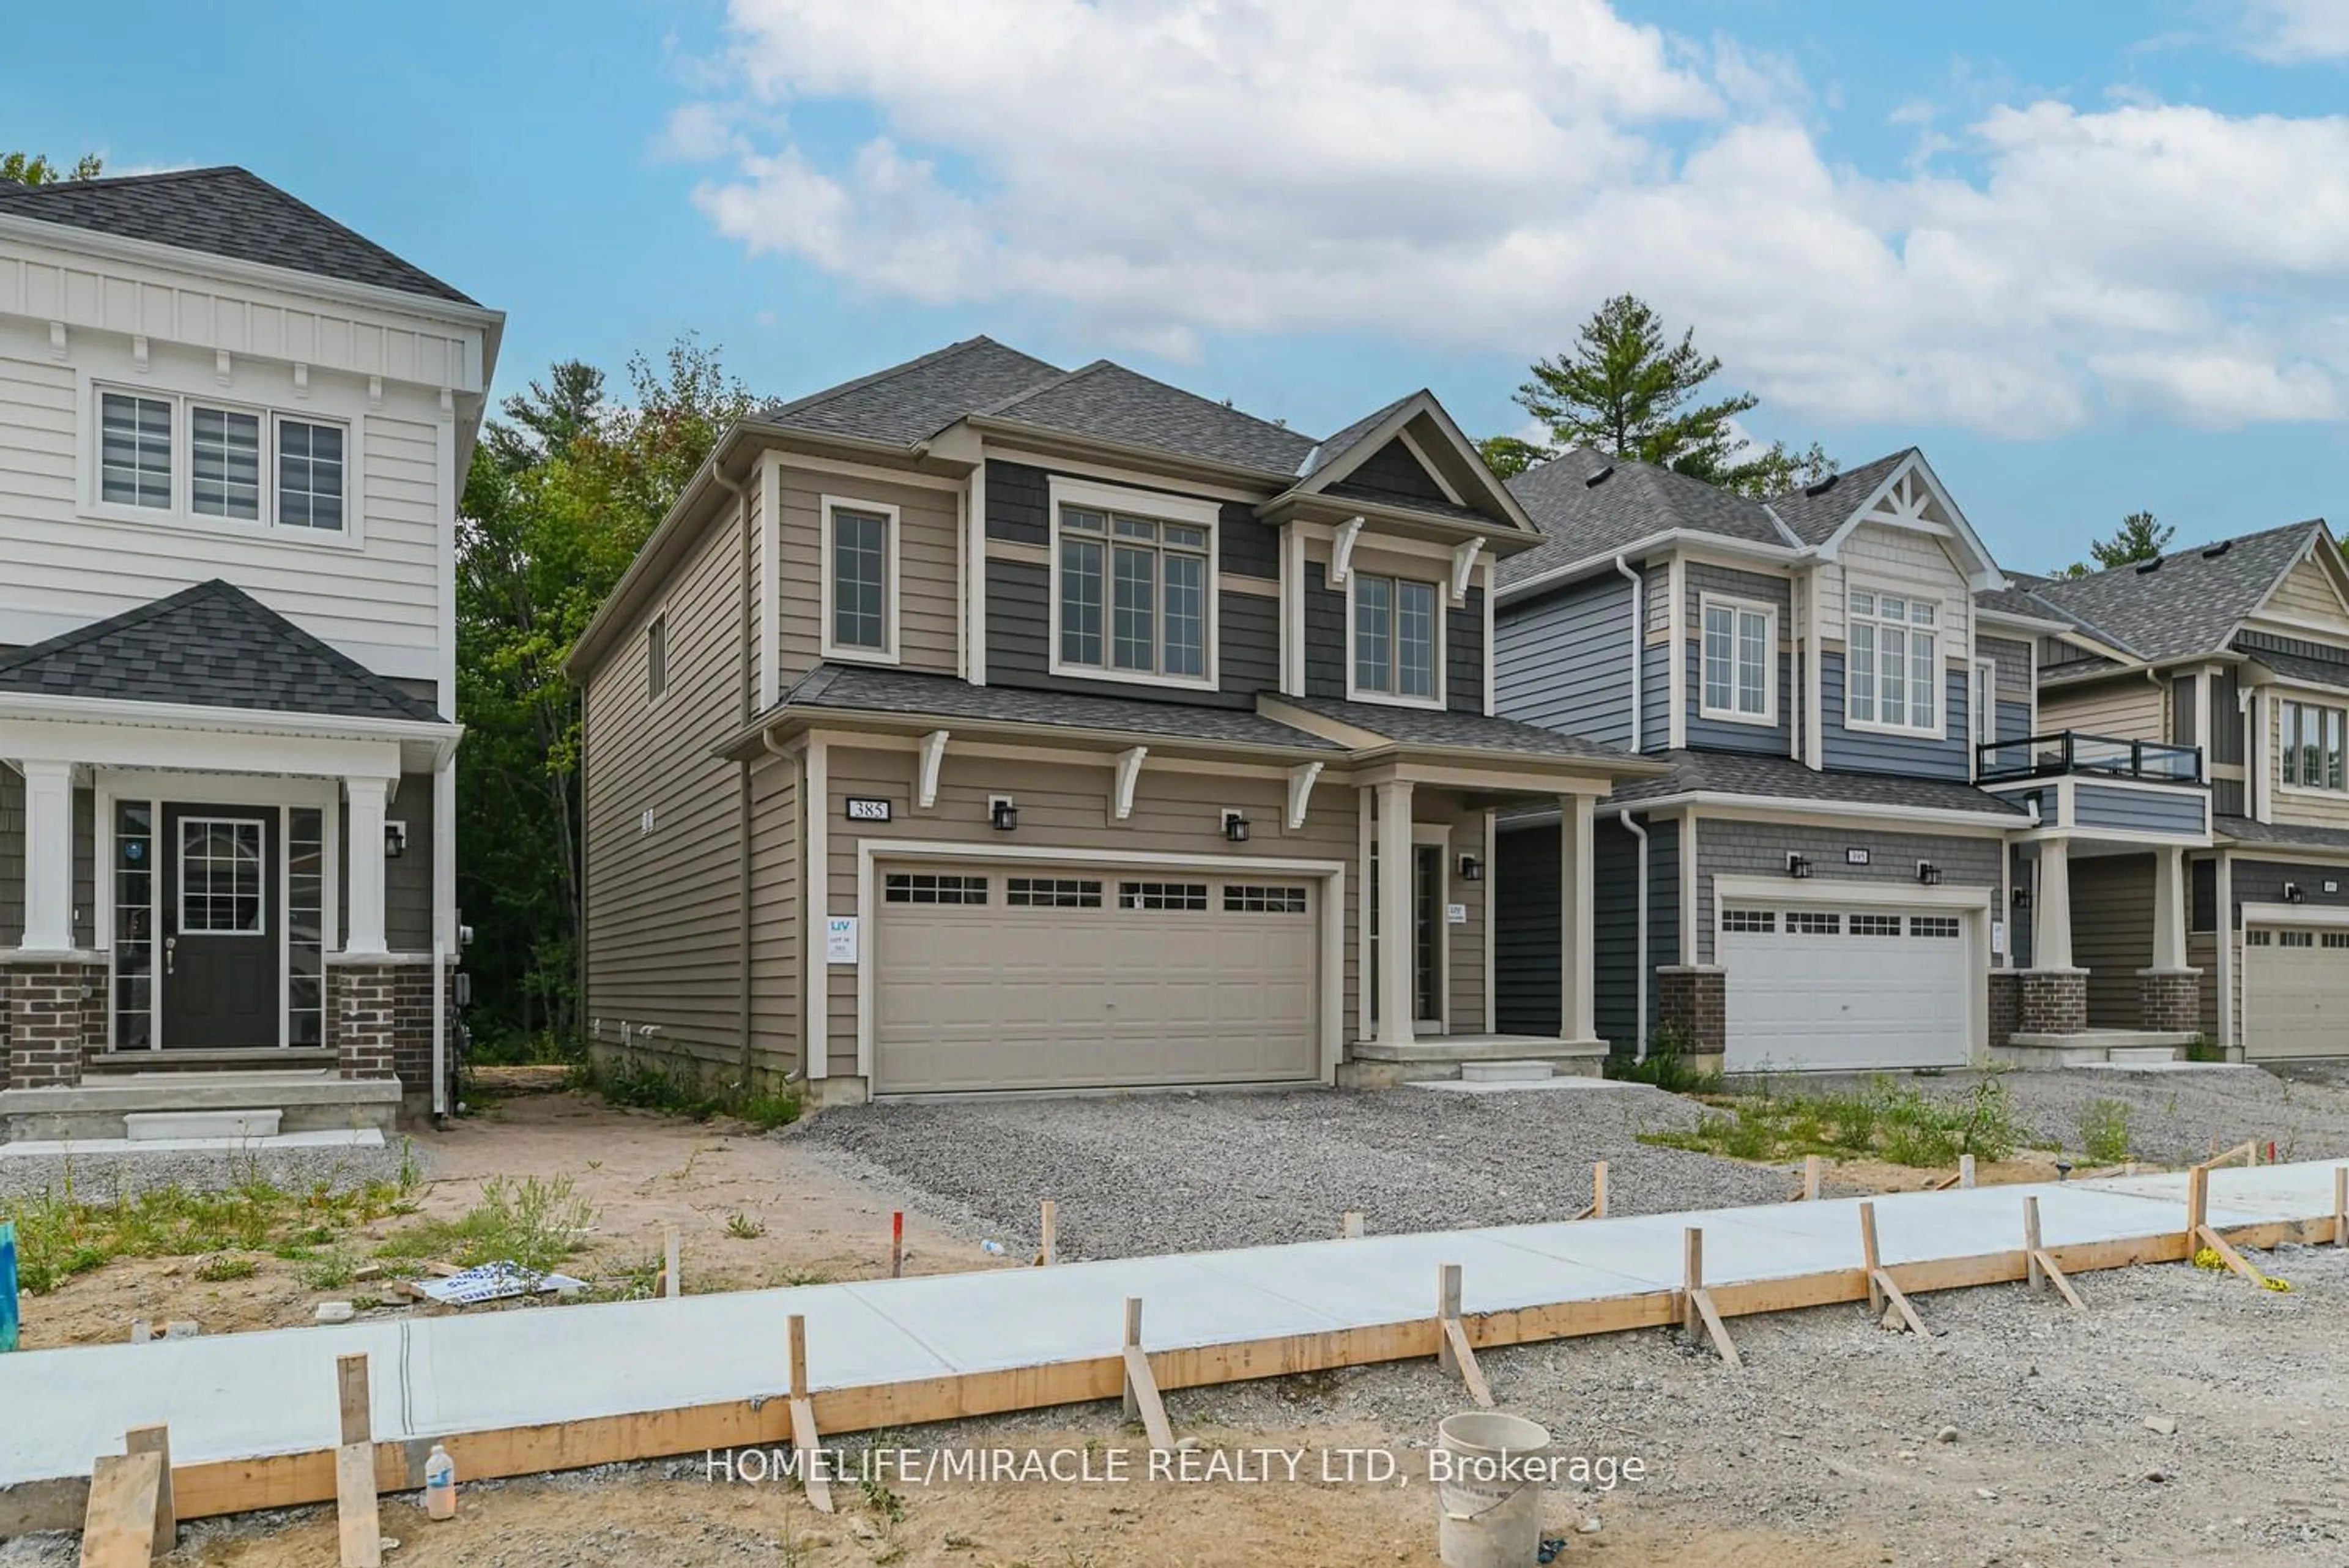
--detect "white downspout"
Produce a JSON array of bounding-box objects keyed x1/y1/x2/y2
[
  {"x1": 1619, "y1": 808, "x2": 1649, "y2": 1061},
  {"x1": 1615, "y1": 555, "x2": 1642, "y2": 752}
]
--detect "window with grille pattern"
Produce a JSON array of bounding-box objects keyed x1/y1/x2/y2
[
  {"x1": 1007, "y1": 877, "x2": 1102, "y2": 908},
  {"x1": 1849, "y1": 913, "x2": 1902, "y2": 937},
  {"x1": 1119, "y1": 881, "x2": 1208, "y2": 911},
  {"x1": 1910, "y1": 915, "x2": 1962, "y2": 939},
  {"x1": 884, "y1": 873, "x2": 988, "y2": 905},
  {"x1": 1723, "y1": 908, "x2": 1775, "y2": 934},
  {"x1": 2325, "y1": 932, "x2": 2349, "y2": 950},
  {"x1": 1224, "y1": 884, "x2": 1308, "y2": 914},
  {"x1": 2279, "y1": 929, "x2": 2315, "y2": 948},
  {"x1": 1787, "y1": 910, "x2": 1840, "y2": 935}
]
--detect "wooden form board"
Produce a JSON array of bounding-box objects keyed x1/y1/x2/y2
[
  {"x1": 35, "y1": 1211, "x2": 2332, "y2": 1530},
  {"x1": 76, "y1": 1452, "x2": 161, "y2": 1568}
]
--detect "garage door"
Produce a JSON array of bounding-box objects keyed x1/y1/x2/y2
[
  {"x1": 1720, "y1": 905, "x2": 1972, "y2": 1071},
  {"x1": 2244, "y1": 926, "x2": 2349, "y2": 1060},
  {"x1": 872, "y1": 865, "x2": 1320, "y2": 1093}
]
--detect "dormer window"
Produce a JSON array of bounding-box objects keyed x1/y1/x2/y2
[
  {"x1": 1048, "y1": 478, "x2": 1219, "y2": 690},
  {"x1": 1847, "y1": 587, "x2": 1941, "y2": 736},
  {"x1": 1351, "y1": 574, "x2": 1441, "y2": 704}
]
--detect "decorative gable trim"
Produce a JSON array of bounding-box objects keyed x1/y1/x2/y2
[
  {"x1": 2235, "y1": 522, "x2": 2349, "y2": 645},
  {"x1": 1813, "y1": 451, "x2": 2003, "y2": 592},
  {"x1": 1274, "y1": 392, "x2": 1540, "y2": 537}
]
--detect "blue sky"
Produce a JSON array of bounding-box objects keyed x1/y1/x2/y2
[{"x1": 9, "y1": 0, "x2": 2348, "y2": 577}]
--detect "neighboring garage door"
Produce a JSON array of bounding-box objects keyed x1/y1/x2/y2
[
  {"x1": 873, "y1": 865, "x2": 1320, "y2": 1093},
  {"x1": 2244, "y1": 926, "x2": 2349, "y2": 1060},
  {"x1": 1720, "y1": 905, "x2": 1972, "y2": 1071}
]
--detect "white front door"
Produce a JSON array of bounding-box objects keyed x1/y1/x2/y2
[{"x1": 1721, "y1": 904, "x2": 1973, "y2": 1071}]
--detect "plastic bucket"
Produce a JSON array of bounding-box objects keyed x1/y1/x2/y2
[{"x1": 1434, "y1": 1411, "x2": 1549, "y2": 1568}]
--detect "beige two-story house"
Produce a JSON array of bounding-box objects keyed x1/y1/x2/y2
[{"x1": 565, "y1": 338, "x2": 1661, "y2": 1105}]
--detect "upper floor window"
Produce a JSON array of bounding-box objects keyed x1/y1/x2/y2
[
  {"x1": 645, "y1": 612, "x2": 668, "y2": 702},
  {"x1": 92, "y1": 385, "x2": 351, "y2": 541},
  {"x1": 821, "y1": 497, "x2": 899, "y2": 663},
  {"x1": 2281, "y1": 699, "x2": 2347, "y2": 792},
  {"x1": 1351, "y1": 574, "x2": 1440, "y2": 704},
  {"x1": 1050, "y1": 481, "x2": 1217, "y2": 689},
  {"x1": 1700, "y1": 596, "x2": 1775, "y2": 724},
  {"x1": 1847, "y1": 587, "x2": 1940, "y2": 735}
]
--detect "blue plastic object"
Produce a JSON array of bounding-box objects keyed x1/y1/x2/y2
[{"x1": 0, "y1": 1220, "x2": 19, "y2": 1353}]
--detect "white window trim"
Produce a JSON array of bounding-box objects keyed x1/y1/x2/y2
[
  {"x1": 81, "y1": 376, "x2": 365, "y2": 551},
  {"x1": 1045, "y1": 475, "x2": 1220, "y2": 693},
  {"x1": 645, "y1": 611, "x2": 669, "y2": 707},
  {"x1": 2276, "y1": 696, "x2": 2349, "y2": 797},
  {"x1": 1345, "y1": 570, "x2": 1447, "y2": 710},
  {"x1": 818, "y1": 494, "x2": 903, "y2": 666},
  {"x1": 176, "y1": 814, "x2": 269, "y2": 938},
  {"x1": 1696, "y1": 593, "x2": 1778, "y2": 727},
  {"x1": 1972, "y1": 658, "x2": 2000, "y2": 751},
  {"x1": 1843, "y1": 579, "x2": 1946, "y2": 740}
]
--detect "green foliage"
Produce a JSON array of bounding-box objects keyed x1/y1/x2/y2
[
  {"x1": 724, "y1": 1212, "x2": 766, "y2": 1240},
  {"x1": 2077, "y1": 1098, "x2": 2135, "y2": 1165},
  {"x1": 1603, "y1": 1027, "x2": 1724, "y2": 1094},
  {"x1": 455, "y1": 339, "x2": 754, "y2": 1048},
  {"x1": 2052, "y1": 509, "x2": 2172, "y2": 578},
  {"x1": 1495, "y1": 294, "x2": 1835, "y2": 497},
  {"x1": 2182, "y1": 1036, "x2": 2227, "y2": 1064},
  {"x1": 1, "y1": 150, "x2": 102, "y2": 185},
  {"x1": 1642, "y1": 1072, "x2": 2020, "y2": 1169},
  {"x1": 195, "y1": 1255, "x2": 258, "y2": 1282},
  {"x1": 374, "y1": 1175, "x2": 593, "y2": 1275},
  {"x1": 576, "y1": 1055, "x2": 800, "y2": 1129}
]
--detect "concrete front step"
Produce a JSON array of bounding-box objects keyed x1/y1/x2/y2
[
  {"x1": 124, "y1": 1109, "x2": 284, "y2": 1141},
  {"x1": 1340, "y1": 1036, "x2": 1608, "y2": 1088},
  {"x1": 1460, "y1": 1060, "x2": 1555, "y2": 1083},
  {"x1": 1995, "y1": 1031, "x2": 2197, "y2": 1070},
  {"x1": 0, "y1": 1071, "x2": 399, "y2": 1143}
]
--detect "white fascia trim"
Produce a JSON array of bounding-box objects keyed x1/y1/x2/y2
[
  {"x1": 2242, "y1": 901, "x2": 2349, "y2": 929},
  {"x1": 1047, "y1": 474, "x2": 1221, "y2": 529},
  {"x1": 817, "y1": 493, "x2": 905, "y2": 666},
  {"x1": 0, "y1": 694, "x2": 456, "y2": 753},
  {"x1": 1624, "y1": 790, "x2": 2023, "y2": 833},
  {"x1": 1495, "y1": 530, "x2": 1808, "y2": 608},
  {"x1": 1975, "y1": 605, "x2": 2074, "y2": 637},
  {"x1": 1714, "y1": 874, "x2": 1996, "y2": 911},
  {"x1": 1815, "y1": 451, "x2": 2004, "y2": 591}
]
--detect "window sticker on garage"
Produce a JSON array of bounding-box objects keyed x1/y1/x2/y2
[
  {"x1": 1225, "y1": 885, "x2": 1308, "y2": 913},
  {"x1": 1787, "y1": 911, "x2": 1840, "y2": 935},
  {"x1": 885, "y1": 873, "x2": 989, "y2": 905},
  {"x1": 1120, "y1": 881, "x2": 1208, "y2": 911},
  {"x1": 1910, "y1": 916, "x2": 1962, "y2": 939},
  {"x1": 1007, "y1": 877, "x2": 1103, "y2": 908}
]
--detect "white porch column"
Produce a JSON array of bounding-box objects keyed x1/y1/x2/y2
[
  {"x1": 1560, "y1": 793, "x2": 1596, "y2": 1042},
  {"x1": 2035, "y1": 839, "x2": 2073, "y2": 970},
  {"x1": 19, "y1": 759, "x2": 76, "y2": 952},
  {"x1": 1375, "y1": 779, "x2": 1416, "y2": 1047},
  {"x1": 344, "y1": 776, "x2": 391, "y2": 957},
  {"x1": 2151, "y1": 847, "x2": 2188, "y2": 971}
]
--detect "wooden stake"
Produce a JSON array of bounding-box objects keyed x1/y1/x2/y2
[
  {"x1": 787, "y1": 1314, "x2": 833, "y2": 1514},
  {"x1": 1340, "y1": 1211, "x2": 1365, "y2": 1239},
  {"x1": 1803, "y1": 1154, "x2": 1822, "y2": 1202},
  {"x1": 1037, "y1": 1201, "x2": 1057, "y2": 1267},
  {"x1": 122, "y1": 1426, "x2": 173, "y2": 1561},
  {"x1": 663, "y1": 1225, "x2": 681, "y2": 1300},
  {"x1": 2035, "y1": 1249, "x2": 2088, "y2": 1313},
  {"x1": 1681, "y1": 1228, "x2": 1740, "y2": 1365},
  {"x1": 333, "y1": 1354, "x2": 378, "y2": 1568},
  {"x1": 2334, "y1": 1168, "x2": 2345, "y2": 1249},
  {"x1": 2024, "y1": 1197, "x2": 2046, "y2": 1293},
  {"x1": 1121, "y1": 1298, "x2": 1176, "y2": 1448},
  {"x1": 1592, "y1": 1161, "x2": 1609, "y2": 1220},
  {"x1": 2186, "y1": 1164, "x2": 2210, "y2": 1242},
  {"x1": 1434, "y1": 1264, "x2": 1493, "y2": 1407},
  {"x1": 1959, "y1": 1154, "x2": 1976, "y2": 1189},
  {"x1": 80, "y1": 1449, "x2": 165, "y2": 1568},
  {"x1": 2193, "y1": 1225, "x2": 2272, "y2": 1288},
  {"x1": 1858, "y1": 1202, "x2": 1883, "y2": 1317},
  {"x1": 1871, "y1": 1270, "x2": 1932, "y2": 1337},
  {"x1": 890, "y1": 1211, "x2": 904, "y2": 1279}
]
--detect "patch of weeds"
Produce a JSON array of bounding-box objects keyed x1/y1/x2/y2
[
  {"x1": 298, "y1": 1247, "x2": 360, "y2": 1291},
  {"x1": 1604, "y1": 1028, "x2": 1724, "y2": 1094},
  {"x1": 195, "y1": 1254, "x2": 258, "y2": 1282},
  {"x1": 2182, "y1": 1035, "x2": 2227, "y2": 1064},
  {"x1": 1638, "y1": 1071, "x2": 2020, "y2": 1170},
  {"x1": 375, "y1": 1176, "x2": 594, "y2": 1274},
  {"x1": 779, "y1": 1267, "x2": 834, "y2": 1287},
  {"x1": 2078, "y1": 1098, "x2": 2134, "y2": 1165},
  {"x1": 579, "y1": 1057, "x2": 803, "y2": 1130},
  {"x1": 724, "y1": 1212, "x2": 766, "y2": 1240},
  {"x1": 734, "y1": 1092, "x2": 802, "y2": 1131}
]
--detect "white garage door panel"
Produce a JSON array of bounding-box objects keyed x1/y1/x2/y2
[
  {"x1": 2245, "y1": 929, "x2": 2349, "y2": 1061},
  {"x1": 875, "y1": 867, "x2": 1319, "y2": 1093},
  {"x1": 1722, "y1": 908, "x2": 1972, "y2": 1072}
]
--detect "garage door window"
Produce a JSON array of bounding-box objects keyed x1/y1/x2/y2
[
  {"x1": 1910, "y1": 916, "x2": 1962, "y2": 938},
  {"x1": 1006, "y1": 877, "x2": 1102, "y2": 908},
  {"x1": 2247, "y1": 929, "x2": 2272, "y2": 947},
  {"x1": 885, "y1": 873, "x2": 989, "y2": 905},
  {"x1": 1723, "y1": 908, "x2": 1775, "y2": 934},
  {"x1": 1120, "y1": 881, "x2": 1208, "y2": 910},
  {"x1": 1788, "y1": 911, "x2": 1840, "y2": 935},
  {"x1": 2326, "y1": 933, "x2": 2349, "y2": 950},
  {"x1": 1225, "y1": 884, "x2": 1308, "y2": 913},
  {"x1": 2279, "y1": 930, "x2": 2315, "y2": 948},
  {"x1": 1850, "y1": 914, "x2": 1901, "y2": 937}
]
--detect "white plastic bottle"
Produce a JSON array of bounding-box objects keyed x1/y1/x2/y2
[{"x1": 424, "y1": 1443, "x2": 457, "y2": 1521}]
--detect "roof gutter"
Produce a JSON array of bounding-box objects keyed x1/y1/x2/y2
[
  {"x1": 1497, "y1": 531, "x2": 1808, "y2": 608},
  {"x1": 1617, "y1": 790, "x2": 2022, "y2": 831},
  {"x1": 1619, "y1": 808, "x2": 1650, "y2": 1062},
  {"x1": 963, "y1": 414, "x2": 1293, "y2": 492}
]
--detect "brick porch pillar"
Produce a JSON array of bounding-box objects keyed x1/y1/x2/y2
[
  {"x1": 1655, "y1": 964, "x2": 1726, "y2": 1056},
  {"x1": 2015, "y1": 968, "x2": 2088, "y2": 1035},
  {"x1": 328, "y1": 957, "x2": 399, "y2": 1081},
  {"x1": 2137, "y1": 968, "x2": 2202, "y2": 1033},
  {"x1": 2, "y1": 953, "x2": 107, "y2": 1090},
  {"x1": 1987, "y1": 970, "x2": 2021, "y2": 1051}
]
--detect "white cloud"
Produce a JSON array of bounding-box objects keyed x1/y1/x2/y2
[
  {"x1": 678, "y1": 0, "x2": 2349, "y2": 435},
  {"x1": 2233, "y1": 0, "x2": 2349, "y2": 62}
]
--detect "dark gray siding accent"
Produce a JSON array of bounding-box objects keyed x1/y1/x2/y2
[
  {"x1": 1335, "y1": 439, "x2": 1447, "y2": 505},
  {"x1": 1590, "y1": 813, "x2": 1677, "y2": 1049},
  {"x1": 1220, "y1": 501, "x2": 1278, "y2": 580},
  {"x1": 2231, "y1": 859, "x2": 2349, "y2": 924},
  {"x1": 0, "y1": 765, "x2": 20, "y2": 945},
  {"x1": 2191, "y1": 855, "x2": 2217, "y2": 933},
  {"x1": 1303, "y1": 561, "x2": 1345, "y2": 699},
  {"x1": 1981, "y1": 636, "x2": 2033, "y2": 697},
  {"x1": 1449, "y1": 587, "x2": 1485, "y2": 715},
  {"x1": 2073, "y1": 783, "x2": 2207, "y2": 836},
  {"x1": 1693, "y1": 821, "x2": 2003, "y2": 964},
  {"x1": 1640, "y1": 639, "x2": 1670, "y2": 752},
  {"x1": 2009, "y1": 845, "x2": 2035, "y2": 967},
  {"x1": 1496, "y1": 821, "x2": 1560, "y2": 1036},
  {"x1": 1683, "y1": 640, "x2": 1794, "y2": 755},
  {"x1": 386, "y1": 770, "x2": 435, "y2": 951},
  {"x1": 2210, "y1": 666, "x2": 2246, "y2": 766},
  {"x1": 985, "y1": 557, "x2": 1260, "y2": 710},
  {"x1": 2071, "y1": 855, "x2": 2153, "y2": 1028},
  {"x1": 2213, "y1": 778, "x2": 2247, "y2": 816},
  {"x1": 1997, "y1": 700, "x2": 2032, "y2": 742},
  {"x1": 2171, "y1": 675, "x2": 2198, "y2": 751},
  {"x1": 1496, "y1": 575, "x2": 1636, "y2": 748},
  {"x1": 1820, "y1": 652, "x2": 1972, "y2": 779},
  {"x1": 985, "y1": 460, "x2": 1049, "y2": 544}
]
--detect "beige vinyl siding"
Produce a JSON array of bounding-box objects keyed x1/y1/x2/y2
[
  {"x1": 582, "y1": 503, "x2": 749, "y2": 1076},
  {"x1": 777, "y1": 467, "x2": 960, "y2": 686},
  {"x1": 2039, "y1": 676, "x2": 2167, "y2": 743},
  {"x1": 1822, "y1": 524, "x2": 1975, "y2": 655},
  {"x1": 743, "y1": 472, "x2": 762, "y2": 697},
  {"x1": 746, "y1": 752, "x2": 802, "y2": 1080},
  {"x1": 2270, "y1": 695, "x2": 2349, "y2": 830},
  {"x1": 1446, "y1": 814, "x2": 1487, "y2": 1031},
  {"x1": 2071, "y1": 854, "x2": 2153, "y2": 1028},
  {"x1": 822, "y1": 744, "x2": 1360, "y2": 1079},
  {"x1": 2264, "y1": 555, "x2": 2349, "y2": 628}
]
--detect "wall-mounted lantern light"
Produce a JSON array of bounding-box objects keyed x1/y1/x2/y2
[
  {"x1": 1221, "y1": 809, "x2": 1251, "y2": 843},
  {"x1": 1457, "y1": 853, "x2": 1483, "y2": 883},
  {"x1": 1786, "y1": 853, "x2": 1813, "y2": 880},
  {"x1": 1915, "y1": 860, "x2": 1942, "y2": 886},
  {"x1": 2282, "y1": 882, "x2": 2306, "y2": 904},
  {"x1": 2011, "y1": 884, "x2": 2032, "y2": 909},
  {"x1": 385, "y1": 822, "x2": 408, "y2": 859},
  {"x1": 989, "y1": 795, "x2": 1019, "y2": 832}
]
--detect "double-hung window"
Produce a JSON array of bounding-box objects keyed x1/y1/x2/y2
[
  {"x1": 1846, "y1": 587, "x2": 1940, "y2": 734},
  {"x1": 100, "y1": 392, "x2": 174, "y2": 509},
  {"x1": 1352, "y1": 574, "x2": 1439, "y2": 702},
  {"x1": 1700, "y1": 596, "x2": 1774, "y2": 723},
  {"x1": 93, "y1": 385, "x2": 351, "y2": 540},
  {"x1": 821, "y1": 497, "x2": 898, "y2": 661},
  {"x1": 276, "y1": 418, "x2": 345, "y2": 530},
  {"x1": 1054, "y1": 496, "x2": 1212, "y2": 685},
  {"x1": 2280, "y1": 699, "x2": 2348, "y2": 792}
]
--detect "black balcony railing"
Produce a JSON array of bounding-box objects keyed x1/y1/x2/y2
[{"x1": 1975, "y1": 731, "x2": 2204, "y2": 784}]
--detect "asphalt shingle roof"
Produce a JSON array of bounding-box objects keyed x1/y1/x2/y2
[
  {"x1": 1500, "y1": 448, "x2": 1787, "y2": 589},
  {"x1": 0, "y1": 167, "x2": 475, "y2": 304},
  {"x1": 2241, "y1": 644, "x2": 2349, "y2": 690},
  {"x1": 1273, "y1": 693, "x2": 1642, "y2": 762},
  {"x1": 1760, "y1": 449, "x2": 1914, "y2": 546},
  {"x1": 2025, "y1": 521, "x2": 2326, "y2": 664},
  {"x1": 0, "y1": 580, "x2": 445, "y2": 722},
  {"x1": 984, "y1": 361, "x2": 1319, "y2": 475},
  {"x1": 758, "y1": 337, "x2": 1066, "y2": 448},
  {"x1": 777, "y1": 664, "x2": 1341, "y2": 751},
  {"x1": 2214, "y1": 815, "x2": 2349, "y2": 853},
  {"x1": 1608, "y1": 748, "x2": 2024, "y2": 816},
  {"x1": 1297, "y1": 394, "x2": 1414, "y2": 481}
]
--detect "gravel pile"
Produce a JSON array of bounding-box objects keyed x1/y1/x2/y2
[
  {"x1": 0, "y1": 1136, "x2": 422, "y2": 1203},
  {"x1": 1946, "y1": 1066, "x2": 2349, "y2": 1166},
  {"x1": 789, "y1": 1083, "x2": 1795, "y2": 1260}
]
